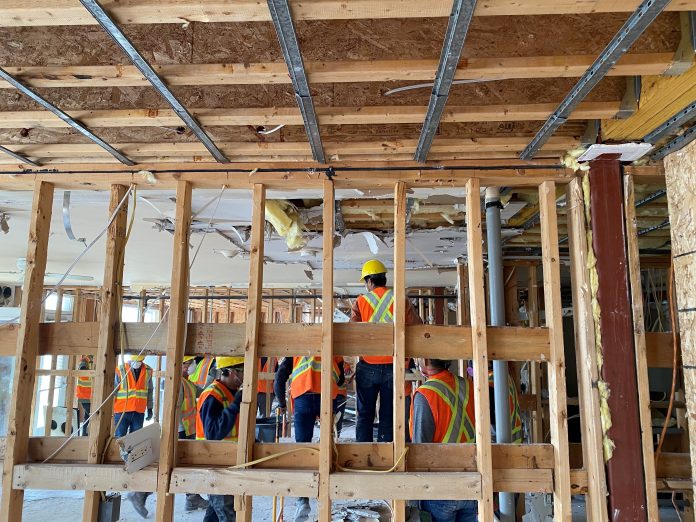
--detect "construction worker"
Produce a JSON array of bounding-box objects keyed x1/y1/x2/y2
[
  {"x1": 257, "y1": 357, "x2": 275, "y2": 417},
  {"x1": 351, "y1": 259, "x2": 422, "y2": 442},
  {"x1": 113, "y1": 354, "x2": 154, "y2": 517},
  {"x1": 197, "y1": 356, "x2": 245, "y2": 522},
  {"x1": 75, "y1": 355, "x2": 93, "y2": 436},
  {"x1": 189, "y1": 355, "x2": 216, "y2": 389},
  {"x1": 411, "y1": 358, "x2": 477, "y2": 522},
  {"x1": 489, "y1": 367, "x2": 523, "y2": 444},
  {"x1": 274, "y1": 355, "x2": 345, "y2": 522}
]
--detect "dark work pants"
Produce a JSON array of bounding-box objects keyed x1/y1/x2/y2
[
  {"x1": 355, "y1": 362, "x2": 393, "y2": 442},
  {"x1": 203, "y1": 494, "x2": 236, "y2": 522},
  {"x1": 293, "y1": 393, "x2": 340, "y2": 443},
  {"x1": 114, "y1": 411, "x2": 144, "y2": 438},
  {"x1": 78, "y1": 400, "x2": 91, "y2": 436}
]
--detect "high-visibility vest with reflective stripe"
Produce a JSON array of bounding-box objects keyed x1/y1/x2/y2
[
  {"x1": 75, "y1": 357, "x2": 93, "y2": 400},
  {"x1": 258, "y1": 358, "x2": 271, "y2": 394},
  {"x1": 358, "y1": 287, "x2": 395, "y2": 365},
  {"x1": 196, "y1": 380, "x2": 238, "y2": 441},
  {"x1": 290, "y1": 357, "x2": 340, "y2": 399},
  {"x1": 113, "y1": 364, "x2": 151, "y2": 414},
  {"x1": 180, "y1": 377, "x2": 198, "y2": 437},
  {"x1": 488, "y1": 371, "x2": 523, "y2": 443},
  {"x1": 189, "y1": 356, "x2": 214, "y2": 388},
  {"x1": 411, "y1": 370, "x2": 476, "y2": 443}
]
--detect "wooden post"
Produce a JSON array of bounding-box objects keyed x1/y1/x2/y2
[
  {"x1": 528, "y1": 265, "x2": 545, "y2": 443},
  {"x1": 457, "y1": 262, "x2": 469, "y2": 377},
  {"x1": 664, "y1": 139, "x2": 696, "y2": 512},
  {"x1": 539, "y1": 180, "x2": 572, "y2": 521},
  {"x1": 156, "y1": 180, "x2": 192, "y2": 522},
  {"x1": 203, "y1": 288, "x2": 209, "y2": 323},
  {"x1": 30, "y1": 289, "x2": 48, "y2": 436},
  {"x1": 318, "y1": 180, "x2": 335, "y2": 521},
  {"x1": 154, "y1": 298, "x2": 166, "y2": 424},
  {"x1": 465, "y1": 178, "x2": 494, "y2": 520},
  {"x1": 65, "y1": 289, "x2": 82, "y2": 436},
  {"x1": 0, "y1": 180, "x2": 54, "y2": 521},
  {"x1": 504, "y1": 266, "x2": 520, "y2": 326},
  {"x1": 82, "y1": 184, "x2": 130, "y2": 522},
  {"x1": 226, "y1": 287, "x2": 232, "y2": 323},
  {"x1": 44, "y1": 289, "x2": 63, "y2": 436},
  {"x1": 235, "y1": 184, "x2": 266, "y2": 520},
  {"x1": 138, "y1": 288, "x2": 146, "y2": 322},
  {"x1": 566, "y1": 177, "x2": 609, "y2": 522}
]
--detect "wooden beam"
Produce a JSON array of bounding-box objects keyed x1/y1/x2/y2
[
  {"x1": 318, "y1": 179, "x2": 335, "y2": 521},
  {"x1": 466, "y1": 177, "x2": 496, "y2": 520},
  {"x1": 234, "y1": 184, "x2": 265, "y2": 520},
  {"x1": 3, "y1": 1, "x2": 694, "y2": 26},
  {"x1": 0, "y1": 102, "x2": 621, "y2": 129},
  {"x1": 538, "y1": 180, "x2": 572, "y2": 521},
  {"x1": 0, "y1": 54, "x2": 674, "y2": 89},
  {"x1": 82, "y1": 184, "x2": 129, "y2": 522},
  {"x1": 566, "y1": 177, "x2": 609, "y2": 522},
  {"x1": 624, "y1": 173, "x2": 659, "y2": 519},
  {"x1": 0, "y1": 180, "x2": 53, "y2": 522},
  {"x1": 331, "y1": 472, "x2": 482, "y2": 501},
  {"x1": 155, "y1": 181, "x2": 192, "y2": 522},
  {"x1": 170, "y1": 468, "x2": 319, "y2": 497},
  {"x1": 14, "y1": 464, "x2": 157, "y2": 493}
]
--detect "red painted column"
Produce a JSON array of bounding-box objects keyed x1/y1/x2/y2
[{"x1": 589, "y1": 155, "x2": 647, "y2": 520}]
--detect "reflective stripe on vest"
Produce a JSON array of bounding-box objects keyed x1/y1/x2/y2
[
  {"x1": 290, "y1": 357, "x2": 339, "y2": 399},
  {"x1": 180, "y1": 378, "x2": 198, "y2": 437},
  {"x1": 363, "y1": 289, "x2": 394, "y2": 323},
  {"x1": 75, "y1": 375, "x2": 93, "y2": 400},
  {"x1": 189, "y1": 357, "x2": 214, "y2": 388},
  {"x1": 417, "y1": 373, "x2": 475, "y2": 443},
  {"x1": 195, "y1": 380, "x2": 238, "y2": 441},
  {"x1": 488, "y1": 371, "x2": 523, "y2": 443},
  {"x1": 113, "y1": 364, "x2": 151, "y2": 414}
]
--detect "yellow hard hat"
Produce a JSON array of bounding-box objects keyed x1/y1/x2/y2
[
  {"x1": 183, "y1": 355, "x2": 196, "y2": 363},
  {"x1": 216, "y1": 356, "x2": 245, "y2": 370},
  {"x1": 360, "y1": 259, "x2": 388, "y2": 281},
  {"x1": 130, "y1": 354, "x2": 145, "y2": 362}
]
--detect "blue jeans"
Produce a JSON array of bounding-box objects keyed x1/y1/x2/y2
[
  {"x1": 420, "y1": 500, "x2": 477, "y2": 522},
  {"x1": 203, "y1": 494, "x2": 235, "y2": 522},
  {"x1": 114, "y1": 411, "x2": 144, "y2": 438},
  {"x1": 356, "y1": 362, "x2": 393, "y2": 442},
  {"x1": 293, "y1": 393, "x2": 340, "y2": 443}
]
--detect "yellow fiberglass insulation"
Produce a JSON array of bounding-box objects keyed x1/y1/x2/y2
[
  {"x1": 264, "y1": 200, "x2": 307, "y2": 250},
  {"x1": 562, "y1": 148, "x2": 591, "y2": 173}
]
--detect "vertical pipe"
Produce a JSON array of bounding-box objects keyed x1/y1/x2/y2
[{"x1": 485, "y1": 186, "x2": 514, "y2": 521}]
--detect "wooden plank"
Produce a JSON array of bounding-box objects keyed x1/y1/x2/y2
[
  {"x1": 528, "y1": 264, "x2": 545, "y2": 443},
  {"x1": 1, "y1": 55, "x2": 674, "y2": 89},
  {"x1": 82, "y1": 185, "x2": 129, "y2": 522},
  {"x1": 170, "y1": 468, "x2": 319, "y2": 497},
  {"x1": 0, "y1": 180, "x2": 53, "y2": 522},
  {"x1": 234, "y1": 184, "x2": 266, "y2": 520},
  {"x1": 155, "y1": 181, "x2": 192, "y2": 522},
  {"x1": 43, "y1": 289, "x2": 62, "y2": 437},
  {"x1": 624, "y1": 173, "x2": 659, "y2": 520},
  {"x1": 566, "y1": 177, "x2": 609, "y2": 522},
  {"x1": 3, "y1": 0, "x2": 695, "y2": 26},
  {"x1": 538, "y1": 180, "x2": 572, "y2": 521},
  {"x1": 64, "y1": 289, "x2": 82, "y2": 437},
  {"x1": 392, "y1": 181, "x2": 408, "y2": 520},
  {"x1": 466, "y1": 177, "x2": 496, "y2": 520},
  {"x1": 331, "y1": 472, "x2": 481, "y2": 500},
  {"x1": 13, "y1": 464, "x2": 157, "y2": 492}
]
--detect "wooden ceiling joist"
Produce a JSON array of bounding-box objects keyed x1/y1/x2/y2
[
  {"x1": 0, "y1": 102, "x2": 621, "y2": 129},
  {"x1": 0, "y1": 54, "x2": 676, "y2": 89},
  {"x1": 3, "y1": 0, "x2": 695, "y2": 27}
]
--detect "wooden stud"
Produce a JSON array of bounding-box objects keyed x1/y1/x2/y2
[
  {"x1": 318, "y1": 180, "x2": 335, "y2": 521},
  {"x1": 457, "y1": 262, "x2": 469, "y2": 377},
  {"x1": 528, "y1": 265, "x2": 545, "y2": 444},
  {"x1": 0, "y1": 180, "x2": 53, "y2": 522},
  {"x1": 465, "y1": 178, "x2": 495, "y2": 520},
  {"x1": 154, "y1": 299, "x2": 166, "y2": 424},
  {"x1": 538, "y1": 180, "x2": 571, "y2": 521},
  {"x1": 82, "y1": 185, "x2": 130, "y2": 522},
  {"x1": 64, "y1": 289, "x2": 81, "y2": 436},
  {"x1": 566, "y1": 177, "x2": 609, "y2": 522},
  {"x1": 235, "y1": 184, "x2": 266, "y2": 520},
  {"x1": 156, "y1": 180, "x2": 192, "y2": 522},
  {"x1": 43, "y1": 289, "x2": 63, "y2": 437},
  {"x1": 624, "y1": 173, "x2": 659, "y2": 520},
  {"x1": 203, "y1": 288, "x2": 209, "y2": 324},
  {"x1": 392, "y1": 181, "x2": 408, "y2": 521}
]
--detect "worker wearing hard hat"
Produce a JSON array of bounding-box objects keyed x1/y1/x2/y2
[
  {"x1": 196, "y1": 356, "x2": 245, "y2": 522},
  {"x1": 351, "y1": 259, "x2": 422, "y2": 443},
  {"x1": 75, "y1": 355, "x2": 93, "y2": 436}
]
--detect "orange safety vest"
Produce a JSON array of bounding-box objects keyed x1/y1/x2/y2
[
  {"x1": 357, "y1": 287, "x2": 394, "y2": 365},
  {"x1": 180, "y1": 377, "x2": 198, "y2": 437},
  {"x1": 113, "y1": 363, "x2": 151, "y2": 414},
  {"x1": 488, "y1": 370, "x2": 523, "y2": 443},
  {"x1": 290, "y1": 356, "x2": 341, "y2": 399},
  {"x1": 75, "y1": 357, "x2": 93, "y2": 400},
  {"x1": 189, "y1": 356, "x2": 215, "y2": 387},
  {"x1": 196, "y1": 380, "x2": 239, "y2": 441},
  {"x1": 258, "y1": 358, "x2": 271, "y2": 394},
  {"x1": 410, "y1": 370, "x2": 476, "y2": 443}
]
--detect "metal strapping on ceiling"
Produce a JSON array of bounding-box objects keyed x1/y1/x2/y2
[
  {"x1": 267, "y1": 0, "x2": 326, "y2": 163},
  {"x1": 650, "y1": 122, "x2": 696, "y2": 160},
  {"x1": 642, "y1": 100, "x2": 696, "y2": 144},
  {"x1": 413, "y1": 0, "x2": 478, "y2": 162},
  {"x1": 0, "y1": 67, "x2": 135, "y2": 166},
  {"x1": 0, "y1": 145, "x2": 41, "y2": 167},
  {"x1": 519, "y1": 0, "x2": 672, "y2": 160},
  {"x1": 79, "y1": 0, "x2": 230, "y2": 163}
]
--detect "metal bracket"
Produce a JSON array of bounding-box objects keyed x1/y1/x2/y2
[
  {"x1": 616, "y1": 76, "x2": 641, "y2": 119},
  {"x1": 581, "y1": 120, "x2": 601, "y2": 147},
  {"x1": 665, "y1": 12, "x2": 696, "y2": 76},
  {"x1": 62, "y1": 191, "x2": 88, "y2": 248}
]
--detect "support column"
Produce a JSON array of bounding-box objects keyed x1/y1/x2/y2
[
  {"x1": 0, "y1": 180, "x2": 54, "y2": 522},
  {"x1": 44, "y1": 289, "x2": 63, "y2": 436},
  {"x1": 663, "y1": 139, "x2": 696, "y2": 507},
  {"x1": 588, "y1": 157, "x2": 647, "y2": 520}
]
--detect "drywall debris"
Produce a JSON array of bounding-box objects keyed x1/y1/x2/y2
[{"x1": 264, "y1": 199, "x2": 308, "y2": 250}]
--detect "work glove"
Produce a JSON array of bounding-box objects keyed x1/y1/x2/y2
[{"x1": 146, "y1": 408, "x2": 153, "y2": 421}]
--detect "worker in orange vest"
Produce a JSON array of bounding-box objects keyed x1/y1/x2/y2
[
  {"x1": 180, "y1": 356, "x2": 208, "y2": 512},
  {"x1": 257, "y1": 357, "x2": 276, "y2": 417},
  {"x1": 189, "y1": 355, "x2": 216, "y2": 389},
  {"x1": 351, "y1": 259, "x2": 422, "y2": 442},
  {"x1": 197, "y1": 356, "x2": 245, "y2": 522},
  {"x1": 411, "y1": 358, "x2": 477, "y2": 522},
  {"x1": 274, "y1": 355, "x2": 344, "y2": 522},
  {"x1": 75, "y1": 355, "x2": 93, "y2": 436}
]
